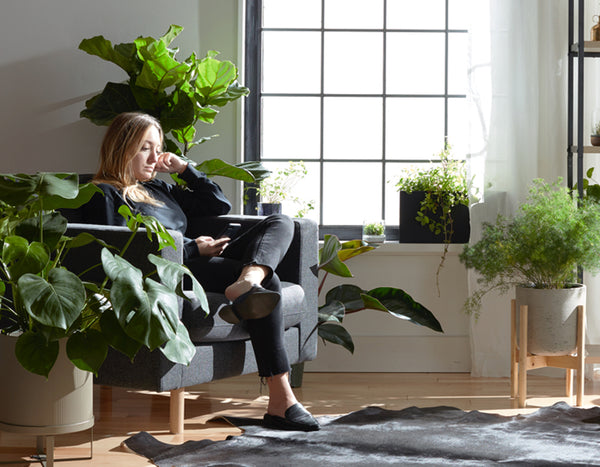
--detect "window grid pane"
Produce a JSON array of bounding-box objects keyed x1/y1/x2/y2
[{"x1": 250, "y1": 0, "x2": 468, "y2": 233}]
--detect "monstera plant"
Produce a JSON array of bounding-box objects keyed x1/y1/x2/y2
[
  {"x1": 316, "y1": 235, "x2": 443, "y2": 353},
  {"x1": 0, "y1": 172, "x2": 205, "y2": 377},
  {"x1": 79, "y1": 24, "x2": 268, "y2": 184}
]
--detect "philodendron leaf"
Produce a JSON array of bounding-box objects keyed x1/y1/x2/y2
[
  {"x1": 0, "y1": 173, "x2": 38, "y2": 206},
  {"x1": 324, "y1": 284, "x2": 366, "y2": 313},
  {"x1": 15, "y1": 211, "x2": 67, "y2": 250},
  {"x1": 338, "y1": 240, "x2": 375, "y2": 262},
  {"x1": 361, "y1": 287, "x2": 443, "y2": 333},
  {"x1": 148, "y1": 254, "x2": 209, "y2": 315},
  {"x1": 318, "y1": 300, "x2": 345, "y2": 324},
  {"x1": 15, "y1": 331, "x2": 59, "y2": 378},
  {"x1": 319, "y1": 234, "x2": 352, "y2": 277},
  {"x1": 66, "y1": 329, "x2": 108, "y2": 375},
  {"x1": 98, "y1": 307, "x2": 142, "y2": 361},
  {"x1": 160, "y1": 320, "x2": 195, "y2": 365},
  {"x1": 317, "y1": 323, "x2": 354, "y2": 354},
  {"x1": 18, "y1": 269, "x2": 86, "y2": 330},
  {"x1": 2, "y1": 236, "x2": 49, "y2": 280}
]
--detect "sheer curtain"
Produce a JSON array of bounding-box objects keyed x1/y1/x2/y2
[{"x1": 467, "y1": 0, "x2": 568, "y2": 376}]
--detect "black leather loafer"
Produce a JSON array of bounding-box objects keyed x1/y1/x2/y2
[
  {"x1": 219, "y1": 285, "x2": 280, "y2": 324},
  {"x1": 263, "y1": 403, "x2": 320, "y2": 432}
]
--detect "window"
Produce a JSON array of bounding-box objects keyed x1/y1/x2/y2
[{"x1": 244, "y1": 0, "x2": 469, "y2": 239}]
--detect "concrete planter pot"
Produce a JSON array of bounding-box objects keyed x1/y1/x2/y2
[
  {"x1": 515, "y1": 284, "x2": 586, "y2": 356},
  {"x1": 0, "y1": 334, "x2": 94, "y2": 435}
]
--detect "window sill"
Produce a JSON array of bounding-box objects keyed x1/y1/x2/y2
[{"x1": 319, "y1": 241, "x2": 466, "y2": 257}]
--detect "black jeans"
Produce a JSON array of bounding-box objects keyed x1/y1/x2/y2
[{"x1": 185, "y1": 214, "x2": 295, "y2": 377}]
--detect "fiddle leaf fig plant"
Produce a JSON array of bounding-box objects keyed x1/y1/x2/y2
[
  {"x1": 79, "y1": 24, "x2": 267, "y2": 184},
  {"x1": 315, "y1": 235, "x2": 443, "y2": 353},
  {"x1": 0, "y1": 172, "x2": 204, "y2": 377}
]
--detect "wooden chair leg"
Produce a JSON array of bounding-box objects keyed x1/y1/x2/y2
[
  {"x1": 170, "y1": 388, "x2": 185, "y2": 434},
  {"x1": 510, "y1": 300, "x2": 518, "y2": 399},
  {"x1": 518, "y1": 305, "x2": 528, "y2": 408}
]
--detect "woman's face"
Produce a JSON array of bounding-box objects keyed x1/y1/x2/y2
[{"x1": 131, "y1": 125, "x2": 162, "y2": 181}]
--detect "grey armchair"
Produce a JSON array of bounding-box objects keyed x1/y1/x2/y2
[{"x1": 62, "y1": 212, "x2": 319, "y2": 434}]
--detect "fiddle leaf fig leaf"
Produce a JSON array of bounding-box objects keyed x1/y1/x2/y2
[
  {"x1": 195, "y1": 159, "x2": 255, "y2": 183},
  {"x1": 80, "y1": 82, "x2": 139, "y2": 126},
  {"x1": 79, "y1": 35, "x2": 137, "y2": 74}
]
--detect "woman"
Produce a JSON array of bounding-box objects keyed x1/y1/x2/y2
[{"x1": 82, "y1": 112, "x2": 319, "y2": 432}]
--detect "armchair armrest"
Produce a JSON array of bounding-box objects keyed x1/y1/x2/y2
[{"x1": 64, "y1": 223, "x2": 183, "y2": 282}]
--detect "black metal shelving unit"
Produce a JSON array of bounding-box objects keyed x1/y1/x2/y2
[{"x1": 567, "y1": 0, "x2": 600, "y2": 196}]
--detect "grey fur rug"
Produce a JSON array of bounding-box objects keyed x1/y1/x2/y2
[{"x1": 122, "y1": 402, "x2": 600, "y2": 466}]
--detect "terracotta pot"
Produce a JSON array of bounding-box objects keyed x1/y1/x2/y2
[
  {"x1": 0, "y1": 335, "x2": 94, "y2": 435},
  {"x1": 515, "y1": 284, "x2": 585, "y2": 356},
  {"x1": 591, "y1": 135, "x2": 600, "y2": 146}
]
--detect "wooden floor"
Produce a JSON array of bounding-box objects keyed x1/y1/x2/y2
[{"x1": 1, "y1": 372, "x2": 599, "y2": 466}]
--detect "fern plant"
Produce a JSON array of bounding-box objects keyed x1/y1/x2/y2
[{"x1": 460, "y1": 178, "x2": 600, "y2": 318}]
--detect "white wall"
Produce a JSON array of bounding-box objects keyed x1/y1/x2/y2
[
  {"x1": 0, "y1": 0, "x2": 243, "y2": 208},
  {"x1": 306, "y1": 244, "x2": 471, "y2": 373}
]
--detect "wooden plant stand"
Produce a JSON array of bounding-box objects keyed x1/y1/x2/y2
[{"x1": 510, "y1": 299, "x2": 586, "y2": 408}]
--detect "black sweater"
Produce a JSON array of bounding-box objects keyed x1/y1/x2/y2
[{"x1": 81, "y1": 165, "x2": 232, "y2": 260}]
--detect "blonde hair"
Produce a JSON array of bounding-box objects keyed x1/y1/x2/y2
[{"x1": 94, "y1": 112, "x2": 164, "y2": 205}]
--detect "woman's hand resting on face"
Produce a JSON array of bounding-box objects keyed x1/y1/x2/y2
[
  {"x1": 155, "y1": 153, "x2": 188, "y2": 174},
  {"x1": 195, "y1": 236, "x2": 230, "y2": 257}
]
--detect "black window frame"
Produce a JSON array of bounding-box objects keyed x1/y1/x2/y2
[{"x1": 243, "y1": 0, "x2": 467, "y2": 240}]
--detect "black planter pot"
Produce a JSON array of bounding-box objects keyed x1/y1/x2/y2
[
  {"x1": 399, "y1": 191, "x2": 470, "y2": 243},
  {"x1": 258, "y1": 202, "x2": 282, "y2": 216}
]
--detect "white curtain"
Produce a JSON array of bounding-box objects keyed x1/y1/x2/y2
[{"x1": 467, "y1": 0, "x2": 569, "y2": 376}]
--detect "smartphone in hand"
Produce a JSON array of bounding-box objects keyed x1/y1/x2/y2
[{"x1": 217, "y1": 223, "x2": 242, "y2": 240}]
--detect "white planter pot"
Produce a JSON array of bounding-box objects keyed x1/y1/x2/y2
[
  {"x1": 0, "y1": 334, "x2": 94, "y2": 435},
  {"x1": 515, "y1": 284, "x2": 585, "y2": 356}
]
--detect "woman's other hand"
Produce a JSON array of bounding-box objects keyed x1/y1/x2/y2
[
  {"x1": 195, "y1": 236, "x2": 229, "y2": 257},
  {"x1": 155, "y1": 152, "x2": 188, "y2": 174}
]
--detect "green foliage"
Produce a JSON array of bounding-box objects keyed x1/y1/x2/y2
[
  {"x1": 363, "y1": 222, "x2": 385, "y2": 236},
  {"x1": 79, "y1": 25, "x2": 267, "y2": 184},
  {"x1": 460, "y1": 178, "x2": 600, "y2": 318},
  {"x1": 395, "y1": 143, "x2": 472, "y2": 242},
  {"x1": 0, "y1": 173, "x2": 205, "y2": 377},
  {"x1": 257, "y1": 161, "x2": 315, "y2": 217},
  {"x1": 315, "y1": 235, "x2": 443, "y2": 353},
  {"x1": 574, "y1": 167, "x2": 600, "y2": 203},
  {"x1": 593, "y1": 122, "x2": 600, "y2": 136}
]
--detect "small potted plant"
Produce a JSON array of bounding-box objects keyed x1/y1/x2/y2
[
  {"x1": 460, "y1": 178, "x2": 600, "y2": 355},
  {"x1": 395, "y1": 142, "x2": 475, "y2": 294},
  {"x1": 362, "y1": 220, "x2": 386, "y2": 244},
  {"x1": 257, "y1": 161, "x2": 314, "y2": 217}
]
